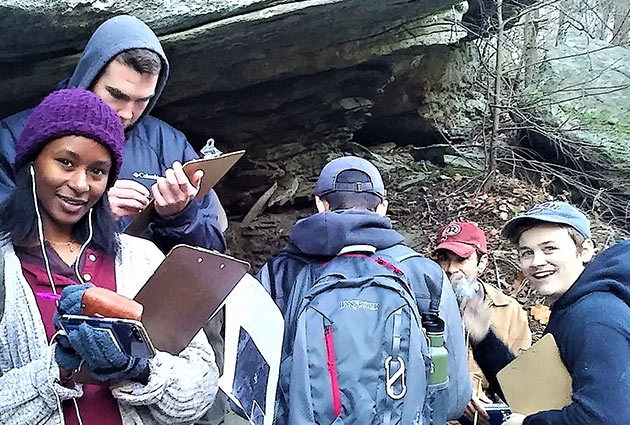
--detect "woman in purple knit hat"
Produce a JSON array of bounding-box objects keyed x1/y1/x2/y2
[{"x1": 0, "y1": 89, "x2": 218, "y2": 424}]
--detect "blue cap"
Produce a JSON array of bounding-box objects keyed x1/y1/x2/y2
[
  {"x1": 502, "y1": 201, "x2": 591, "y2": 241},
  {"x1": 314, "y1": 156, "x2": 386, "y2": 199}
]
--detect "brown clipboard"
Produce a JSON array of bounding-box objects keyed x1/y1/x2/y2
[
  {"x1": 133, "y1": 245, "x2": 250, "y2": 355},
  {"x1": 497, "y1": 333, "x2": 573, "y2": 415},
  {"x1": 124, "y1": 150, "x2": 245, "y2": 236}
]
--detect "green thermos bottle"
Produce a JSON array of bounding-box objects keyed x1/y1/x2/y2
[{"x1": 422, "y1": 314, "x2": 448, "y2": 385}]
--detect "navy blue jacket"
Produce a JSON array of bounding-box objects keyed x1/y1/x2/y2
[
  {"x1": 256, "y1": 210, "x2": 472, "y2": 422},
  {"x1": 524, "y1": 241, "x2": 630, "y2": 425},
  {"x1": 474, "y1": 241, "x2": 630, "y2": 425},
  {"x1": 0, "y1": 16, "x2": 225, "y2": 253}
]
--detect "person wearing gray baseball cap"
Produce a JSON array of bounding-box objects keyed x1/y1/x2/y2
[
  {"x1": 462, "y1": 200, "x2": 630, "y2": 425},
  {"x1": 257, "y1": 155, "x2": 471, "y2": 425},
  {"x1": 502, "y1": 200, "x2": 591, "y2": 242}
]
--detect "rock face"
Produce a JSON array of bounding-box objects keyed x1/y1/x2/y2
[
  {"x1": 1, "y1": 1, "x2": 278, "y2": 60},
  {"x1": 517, "y1": 31, "x2": 630, "y2": 209},
  {"x1": 355, "y1": 43, "x2": 486, "y2": 146},
  {"x1": 0, "y1": 0, "x2": 469, "y2": 151}
]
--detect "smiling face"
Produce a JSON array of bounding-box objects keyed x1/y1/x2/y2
[
  {"x1": 518, "y1": 224, "x2": 595, "y2": 299},
  {"x1": 33, "y1": 135, "x2": 112, "y2": 238},
  {"x1": 91, "y1": 60, "x2": 158, "y2": 129}
]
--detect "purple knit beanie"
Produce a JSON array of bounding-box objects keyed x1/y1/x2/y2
[{"x1": 15, "y1": 88, "x2": 124, "y2": 184}]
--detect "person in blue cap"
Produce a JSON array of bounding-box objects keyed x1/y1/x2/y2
[
  {"x1": 257, "y1": 156, "x2": 471, "y2": 424},
  {"x1": 463, "y1": 201, "x2": 630, "y2": 425}
]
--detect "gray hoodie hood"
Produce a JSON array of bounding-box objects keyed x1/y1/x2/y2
[
  {"x1": 65, "y1": 15, "x2": 169, "y2": 124},
  {"x1": 285, "y1": 210, "x2": 404, "y2": 257}
]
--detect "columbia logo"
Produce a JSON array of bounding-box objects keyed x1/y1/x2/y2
[{"x1": 340, "y1": 300, "x2": 379, "y2": 311}]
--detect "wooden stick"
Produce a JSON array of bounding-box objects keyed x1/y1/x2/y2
[{"x1": 473, "y1": 377, "x2": 483, "y2": 425}]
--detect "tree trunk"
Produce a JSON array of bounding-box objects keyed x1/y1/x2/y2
[
  {"x1": 611, "y1": 0, "x2": 630, "y2": 46},
  {"x1": 521, "y1": 9, "x2": 539, "y2": 87},
  {"x1": 485, "y1": 0, "x2": 504, "y2": 190},
  {"x1": 556, "y1": 0, "x2": 573, "y2": 46},
  {"x1": 595, "y1": 0, "x2": 613, "y2": 41}
]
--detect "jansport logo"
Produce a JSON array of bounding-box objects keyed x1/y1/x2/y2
[{"x1": 340, "y1": 300, "x2": 379, "y2": 311}]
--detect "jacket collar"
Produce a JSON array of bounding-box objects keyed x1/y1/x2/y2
[{"x1": 482, "y1": 281, "x2": 512, "y2": 307}]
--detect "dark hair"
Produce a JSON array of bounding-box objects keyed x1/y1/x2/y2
[
  {"x1": 322, "y1": 191, "x2": 382, "y2": 212},
  {"x1": 474, "y1": 250, "x2": 488, "y2": 265},
  {"x1": 114, "y1": 48, "x2": 161, "y2": 75},
  {"x1": 566, "y1": 226, "x2": 588, "y2": 251},
  {"x1": 0, "y1": 164, "x2": 120, "y2": 258},
  {"x1": 435, "y1": 248, "x2": 487, "y2": 265},
  {"x1": 320, "y1": 169, "x2": 384, "y2": 211}
]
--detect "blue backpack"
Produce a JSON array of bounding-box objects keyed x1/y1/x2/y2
[{"x1": 279, "y1": 248, "x2": 438, "y2": 425}]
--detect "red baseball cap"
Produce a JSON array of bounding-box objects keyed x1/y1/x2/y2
[{"x1": 434, "y1": 222, "x2": 487, "y2": 258}]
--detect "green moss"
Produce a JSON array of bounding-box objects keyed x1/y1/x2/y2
[{"x1": 560, "y1": 104, "x2": 630, "y2": 166}]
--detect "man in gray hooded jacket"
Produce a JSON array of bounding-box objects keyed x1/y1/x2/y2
[
  {"x1": 257, "y1": 156, "x2": 471, "y2": 424},
  {"x1": 0, "y1": 15, "x2": 225, "y2": 254}
]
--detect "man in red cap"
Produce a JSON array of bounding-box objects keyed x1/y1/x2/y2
[{"x1": 434, "y1": 221, "x2": 531, "y2": 424}]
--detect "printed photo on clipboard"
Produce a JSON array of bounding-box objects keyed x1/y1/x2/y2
[{"x1": 219, "y1": 274, "x2": 284, "y2": 425}]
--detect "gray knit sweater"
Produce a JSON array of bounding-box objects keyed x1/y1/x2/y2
[{"x1": 0, "y1": 234, "x2": 219, "y2": 425}]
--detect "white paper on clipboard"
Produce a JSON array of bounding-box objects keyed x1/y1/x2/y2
[{"x1": 218, "y1": 274, "x2": 284, "y2": 425}]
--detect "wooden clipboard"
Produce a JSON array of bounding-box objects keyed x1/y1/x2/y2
[
  {"x1": 133, "y1": 245, "x2": 250, "y2": 355},
  {"x1": 124, "y1": 150, "x2": 245, "y2": 236},
  {"x1": 497, "y1": 333, "x2": 572, "y2": 415}
]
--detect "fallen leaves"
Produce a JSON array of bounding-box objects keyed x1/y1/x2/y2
[
  {"x1": 509, "y1": 271, "x2": 527, "y2": 296},
  {"x1": 531, "y1": 304, "x2": 551, "y2": 325}
]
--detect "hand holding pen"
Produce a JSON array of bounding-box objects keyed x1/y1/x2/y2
[
  {"x1": 151, "y1": 161, "x2": 203, "y2": 217},
  {"x1": 108, "y1": 178, "x2": 152, "y2": 220}
]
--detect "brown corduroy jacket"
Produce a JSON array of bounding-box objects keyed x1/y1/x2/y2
[{"x1": 468, "y1": 282, "x2": 532, "y2": 397}]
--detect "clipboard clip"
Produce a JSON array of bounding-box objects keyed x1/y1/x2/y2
[{"x1": 201, "y1": 138, "x2": 223, "y2": 158}]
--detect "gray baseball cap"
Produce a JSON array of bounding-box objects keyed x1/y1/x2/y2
[
  {"x1": 502, "y1": 201, "x2": 592, "y2": 241},
  {"x1": 314, "y1": 156, "x2": 386, "y2": 199}
]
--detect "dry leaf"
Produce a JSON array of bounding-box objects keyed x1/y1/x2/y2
[
  {"x1": 510, "y1": 272, "x2": 526, "y2": 296},
  {"x1": 531, "y1": 304, "x2": 551, "y2": 324}
]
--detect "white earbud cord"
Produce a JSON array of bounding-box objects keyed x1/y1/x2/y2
[
  {"x1": 30, "y1": 165, "x2": 58, "y2": 298},
  {"x1": 74, "y1": 208, "x2": 94, "y2": 285},
  {"x1": 31, "y1": 165, "x2": 84, "y2": 425}
]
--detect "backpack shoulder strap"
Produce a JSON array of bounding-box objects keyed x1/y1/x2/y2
[{"x1": 378, "y1": 244, "x2": 443, "y2": 316}]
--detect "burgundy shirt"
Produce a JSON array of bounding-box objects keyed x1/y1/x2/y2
[{"x1": 15, "y1": 243, "x2": 123, "y2": 425}]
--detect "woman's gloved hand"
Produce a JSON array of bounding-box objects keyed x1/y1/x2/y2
[
  {"x1": 53, "y1": 284, "x2": 149, "y2": 383},
  {"x1": 66, "y1": 321, "x2": 149, "y2": 383},
  {"x1": 53, "y1": 284, "x2": 93, "y2": 371},
  {"x1": 57, "y1": 284, "x2": 93, "y2": 316}
]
